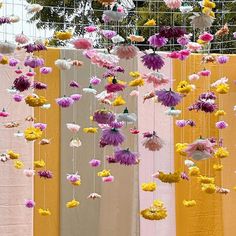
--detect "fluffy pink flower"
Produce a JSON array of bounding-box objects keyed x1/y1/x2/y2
[
  {"x1": 15, "y1": 33, "x2": 29, "y2": 44},
  {"x1": 198, "y1": 69, "x2": 211, "y2": 77},
  {"x1": 113, "y1": 45, "x2": 138, "y2": 60},
  {"x1": 13, "y1": 94, "x2": 23, "y2": 102},
  {"x1": 23, "y1": 169, "x2": 35, "y2": 177},
  {"x1": 129, "y1": 90, "x2": 139, "y2": 97},
  {"x1": 102, "y1": 175, "x2": 114, "y2": 182},
  {"x1": 167, "y1": 51, "x2": 180, "y2": 59},
  {"x1": 186, "y1": 42, "x2": 202, "y2": 52},
  {"x1": 143, "y1": 72, "x2": 169, "y2": 88},
  {"x1": 26, "y1": 70, "x2": 36, "y2": 77},
  {"x1": 0, "y1": 109, "x2": 9, "y2": 117},
  {"x1": 189, "y1": 73, "x2": 200, "y2": 81},
  {"x1": 164, "y1": 0, "x2": 182, "y2": 9},
  {"x1": 199, "y1": 32, "x2": 214, "y2": 42},
  {"x1": 73, "y1": 38, "x2": 92, "y2": 50},
  {"x1": 84, "y1": 26, "x2": 97, "y2": 33}
]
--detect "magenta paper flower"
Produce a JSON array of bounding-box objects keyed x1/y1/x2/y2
[
  {"x1": 101, "y1": 30, "x2": 117, "y2": 39},
  {"x1": 84, "y1": 25, "x2": 97, "y2": 33},
  {"x1": 114, "y1": 148, "x2": 138, "y2": 165},
  {"x1": 105, "y1": 78, "x2": 125, "y2": 93},
  {"x1": 199, "y1": 32, "x2": 214, "y2": 42},
  {"x1": 215, "y1": 121, "x2": 228, "y2": 129},
  {"x1": 25, "y1": 199, "x2": 35, "y2": 208},
  {"x1": 26, "y1": 70, "x2": 36, "y2": 77},
  {"x1": 15, "y1": 33, "x2": 29, "y2": 44},
  {"x1": 90, "y1": 76, "x2": 101, "y2": 86},
  {"x1": 102, "y1": 176, "x2": 114, "y2": 182},
  {"x1": 156, "y1": 89, "x2": 182, "y2": 107},
  {"x1": 159, "y1": 26, "x2": 186, "y2": 39},
  {"x1": 23, "y1": 43, "x2": 47, "y2": 53},
  {"x1": 89, "y1": 159, "x2": 101, "y2": 167},
  {"x1": 167, "y1": 51, "x2": 180, "y2": 59},
  {"x1": 73, "y1": 38, "x2": 92, "y2": 50},
  {"x1": 142, "y1": 52, "x2": 165, "y2": 71},
  {"x1": 0, "y1": 109, "x2": 9, "y2": 117},
  {"x1": 13, "y1": 94, "x2": 23, "y2": 102},
  {"x1": 217, "y1": 55, "x2": 229, "y2": 64},
  {"x1": 56, "y1": 96, "x2": 74, "y2": 108},
  {"x1": 198, "y1": 69, "x2": 211, "y2": 77},
  {"x1": 148, "y1": 34, "x2": 168, "y2": 48},
  {"x1": 70, "y1": 94, "x2": 82, "y2": 101},
  {"x1": 93, "y1": 109, "x2": 115, "y2": 124},
  {"x1": 33, "y1": 81, "x2": 47, "y2": 90}
]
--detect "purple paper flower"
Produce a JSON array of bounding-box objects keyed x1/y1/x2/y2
[
  {"x1": 70, "y1": 94, "x2": 82, "y2": 101},
  {"x1": 159, "y1": 26, "x2": 186, "y2": 39},
  {"x1": 0, "y1": 17, "x2": 11, "y2": 25},
  {"x1": 56, "y1": 96, "x2": 74, "y2": 108},
  {"x1": 101, "y1": 30, "x2": 117, "y2": 39},
  {"x1": 69, "y1": 80, "x2": 80, "y2": 88},
  {"x1": 40, "y1": 67, "x2": 52, "y2": 74},
  {"x1": 156, "y1": 89, "x2": 182, "y2": 107},
  {"x1": 177, "y1": 36, "x2": 190, "y2": 46},
  {"x1": 67, "y1": 173, "x2": 80, "y2": 182},
  {"x1": 38, "y1": 170, "x2": 53, "y2": 179},
  {"x1": 9, "y1": 58, "x2": 19, "y2": 67},
  {"x1": 181, "y1": 172, "x2": 189, "y2": 181},
  {"x1": 216, "y1": 121, "x2": 228, "y2": 129},
  {"x1": 24, "y1": 56, "x2": 44, "y2": 68},
  {"x1": 187, "y1": 120, "x2": 196, "y2": 127},
  {"x1": 90, "y1": 76, "x2": 101, "y2": 86},
  {"x1": 25, "y1": 199, "x2": 35, "y2": 208},
  {"x1": 23, "y1": 43, "x2": 47, "y2": 53},
  {"x1": 34, "y1": 123, "x2": 47, "y2": 131},
  {"x1": 141, "y1": 53, "x2": 165, "y2": 71},
  {"x1": 13, "y1": 75, "x2": 31, "y2": 92},
  {"x1": 176, "y1": 120, "x2": 187, "y2": 127},
  {"x1": 33, "y1": 81, "x2": 47, "y2": 90},
  {"x1": 100, "y1": 128, "x2": 124, "y2": 147},
  {"x1": 114, "y1": 148, "x2": 138, "y2": 165},
  {"x1": 13, "y1": 94, "x2": 23, "y2": 102},
  {"x1": 217, "y1": 55, "x2": 229, "y2": 64},
  {"x1": 199, "y1": 92, "x2": 217, "y2": 100},
  {"x1": 93, "y1": 109, "x2": 115, "y2": 124},
  {"x1": 148, "y1": 34, "x2": 168, "y2": 48},
  {"x1": 113, "y1": 66, "x2": 125, "y2": 73},
  {"x1": 89, "y1": 159, "x2": 101, "y2": 167},
  {"x1": 106, "y1": 155, "x2": 118, "y2": 163},
  {"x1": 109, "y1": 121, "x2": 124, "y2": 129}
]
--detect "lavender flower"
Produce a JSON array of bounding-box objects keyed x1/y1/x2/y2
[
  {"x1": 148, "y1": 34, "x2": 168, "y2": 48},
  {"x1": 156, "y1": 89, "x2": 182, "y2": 107},
  {"x1": 176, "y1": 120, "x2": 187, "y2": 127},
  {"x1": 89, "y1": 159, "x2": 101, "y2": 167},
  {"x1": 34, "y1": 123, "x2": 47, "y2": 131},
  {"x1": 217, "y1": 55, "x2": 229, "y2": 64},
  {"x1": 38, "y1": 170, "x2": 53, "y2": 179},
  {"x1": 33, "y1": 81, "x2": 47, "y2": 90},
  {"x1": 177, "y1": 36, "x2": 190, "y2": 46},
  {"x1": 70, "y1": 94, "x2": 82, "y2": 101},
  {"x1": 101, "y1": 30, "x2": 117, "y2": 39},
  {"x1": 23, "y1": 43, "x2": 47, "y2": 53},
  {"x1": 187, "y1": 120, "x2": 196, "y2": 127},
  {"x1": 93, "y1": 109, "x2": 115, "y2": 124},
  {"x1": 114, "y1": 148, "x2": 138, "y2": 165},
  {"x1": 100, "y1": 128, "x2": 124, "y2": 147},
  {"x1": 9, "y1": 58, "x2": 19, "y2": 67},
  {"x1": 13, "y1": 94, "x2": 23, "y2": 102},
  {"x1": 25, "y1": 199, "x2": 35, "y2": 208},
  {"x1": 40, "y1": 67, "x2": 52, "y2": 74},
  {"x1": 109, "y1": 121, "x2": 124, "y2": 129},
  {"x1": 67, "y1": 173, "x2": 80, "y2": 182},
  {"x1": 56, "y1": 96, "x2": 74, "y2": 108},
  {"x1": 24, "y1": 56, "x2": 44, "y2": 68},
  {"x1": 13, "y1": 75, "x2": 31, "y2": 92},
  {"x1": 216, "y1": 121, "x2": 228, "y2": 129},
  {"x1": 90, "y1": 76, "x2": 101, "y2": 86},
  {"x1": 69, "y1": 80, "x2": 80, "y2": 88},
  {"x1": 141, "y1": 53, "x2": 165, "y2": 71}
]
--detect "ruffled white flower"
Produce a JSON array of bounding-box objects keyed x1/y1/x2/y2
[
  {"x1": 179, "y1": 5, "x2": 193, "y2": 14},
  {"x1": 184, "y1": 160, "x2": 195, "y2": 168},
  {"x1": 66, "y1": 123, "x2": 80, "y2": 133},
  {"x1": 26, "y1": 4, "x2": 43, "y2": 14},
  {"x1": 69, "y1": 138, "x2": 82, "y2": 148},
  {"x1": 55, "y1": 59, "x2": 72, "y2": 70},
  {"x1": 111, "y1": 35, "x2": 125, "y2": 44},
  {"x1": 165, "y1": 108, "x2": 181, "y2": 117},
  {"x1": 211, "y1": 77, "x2": 228, "y2": 87}
]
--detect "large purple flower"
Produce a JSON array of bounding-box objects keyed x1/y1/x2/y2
[
  {"x1": 93, "y1": 109, "x2": 115, "y2": 124},
  {"x1": 156, "y1": 89, "x2": 182, "y2": 107},
  {"x1": 141, "y1": 53, "x2": 165, "y2": 71},
  {"x1": 159, "y1": 26, "x2": 186, "y2": 39},
  {"x1": 24, "y1": 56, "x2": 44, "y2": 68},
  {"x1": 56, "y1": 96, "x2": 74, "y2": 108},
  {"x1": 114, "y1": 148, "x2": 138, "y2": 165},
  {"x1": 9, "y1": 58, "x2": 19, "y2": 67},
  {"x1": 101, "y1": 30, "x2": 117, "y2": 39},
  {"x1": 13, "y1": 75, "x2": 31, "y2": 92},
  {"x1": 100, "y1": 128, "x2": 124, "y2": 147},
  {"x1": 23, "y1": 43, "x2": 47, "y2": 53},
  {"x1": 148, "y1": 34, "x2": 168, "y2": 48}
]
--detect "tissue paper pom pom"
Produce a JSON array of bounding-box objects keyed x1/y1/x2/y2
[
  {"x1": 176, "y1": 120, "x2": 187, "y2": 127},
  {"x1": 15, "y1": 33, "x2": 29, "y2": 44},
  {"x1": 25, "y1": 94, "x2": 47, "y2": 107},
  {"x1": 93, "y1": 109, "x2": 115, "y2": 124},
  {"x1": 141, "y1": 182, "x2": 157, "y2": 192},
  {"x1": 23, "y1": 43, "x2": 47, "y2": 53},
  {"x1": 34, "y1": 160, "x2": 45, "y2": 168},
  {"x1": 66, "y1": 199, "x2": 80, "y2": 208},
  {"x1": 188, "y1": 166, "x2": 200, "y2": 176},
  {"x1": 69, "y1": 138, "x2": 81, "y2": 148},
  {"x1": 112, "y1": 35, "x2": 125, "y2": 43},
  {"x1": 89, "y1": 159, "x2": 101, "y2": 167},
  {"x1": 25, "y1": 199, "x2": 35, "y2": 208},
  {"x1": 177, "y1": 80, "x2": 194, "y2": 95},
  {"x1": 213, "y1": 163, "x2": 223, "y2": 171},
  {"x1": 148, "y1": 34, "x2": 168, "y2": 48},
  {"x1": 141, "y1": 53, "x2": 165, "y2": 71},
  {"x1": 164, "y1": 0, "x2": 182, "y2": 9},
  {"x1": 156, "y1": 89, "x2": 182, "y2": 107},
  {"x1": 69, "y1": 80, "x2": 80, "y2": 88},
  {"x1": 217, "y1": 55, "x2": 229, "y2": 64},
  {"x1": 189, "y1": 73, "x2": 200, "y2": 81},
  {"x1": 113, "y1": 45, "x2": 138, "y2": 60},
  {"x1": 38, "y1": 208, "x2": 51, "y2": 216},
  {"x1": 54, "y1": 30, "x2": 73, "y2": 40},
  {"x1": 40, "y1": 67, "x2": 52, "y2": 74},
  {"x1": 73, "y1": 38, "x2": 92, "y2": 50},
  {"x1": 183, "y1": 200, "x2": 196, "y2": 207},
  {"x1": 214, "y1": 147, "x2": 229, "y2": 158},
  {"x1": 66, "y1": 123, "x2": 80, "y2": 133},
  {"x1": 100, "y1": 128, "x2": 124, "y2": 146},
  {"x1": 67, "y1": 172, "x2": 81, "y2": 183},
  {"x1": 216, "y1": 187, "x2": 230, "y2": 194},
  {"x1": 215, "y1": 121, "x2": 228, "y2": 129},
  {"x1": 33, "y1": 123, "x2": 47, "y2": 131},
  {"x1": 177, "y1": 35, "x2": 191, "y2": 46},
  {"x1": 9, "y1": 58, "x2": 19, "y2": 67},
  {"x1": 153, "y1": 171, "x2": 180, "y2": 183},
  {"x1": 26, "y1": 3, "x2": 43, "y2": 14},
  {"x1": 7, "y1": 150, "x2": 20, "y2": 159},
  {"x1": 24, "y1": 127, "x2": 42, "y2": 141},
  {"x1": 0, "y1": 41, "x2": 16, "y2": 54},
  {"x1": 101, "y1": 30, "x2": 117, "y2": 39},
  {"x1": 55, "y1": 59, "x2": 72, "y2": 70},
  {"x1": 70, "y1": 94, "x2": 82, "y2": 101},
  {"x1": 114, "y1": 148, "x2": 138, "y2": 165},
  {"x1": 13, "y1": 75, "x2": 31, "y2": 92},
  {"x1": 84, "y1": 25, "x2": 97, "y2": 33},
  {"x1": 142, "y1": 131, "x2": 164, "y2": 151},
  {"x1": 198, "y1": 69, "x2": 211, "y2": 77},
  {"x1": 144, "y1": 19, "x2": 156, "y2": 26},
  {"x1": 198, "y1": 175, "x2": 215, "y2": 184},
  {"x1": 26, "y1": 70, "x2": 36, "y2": 77},
  {"x1": 102, "y1": 176, "x2": 114, "y2": 182},
  {"x1": 23, "y1": 169, "x2": 35, "y2": 177},
  {"x1": 38, "y1": 170, "x2": 53, "y2": 179},
  {"x1": 184, "y1": 160, "x2": 195, "y2": 168},
  {"x1": 33, "y1": 81, "x2": 47, "y2": 90},
  {"x1": 216, "y1": 84, "x2": 229, "y2": 94},
  {"x1": 14, "y1": 160, "x2": 24, "y2": 169},
  {"x1": 56, "y1": 96, "x2": 74, "y2": 108},
  {"x1": 201, "y1": 183, "x2": 216, "y2": 194},
  {"x1": 83, "y1": 86, "x2": 97, "y2": 94},
  {"x1": 167, "y1": 51, "x2": 180, "y2": 59},
  {"x1": 199, "y1": 32, "x2": 214, "y2": 42},
  {"x1": 186, "y1": 42, "x2": 202, "y2": 52},
  {"x1": 130, "y1": 90, "x2": 139, "y2": 97},
  {"x1": 24, "y1": 56, "x2": 44, "y2": 68},
  {"x1": 129, "y1": 78, "x2": 145, "y2": 87}
]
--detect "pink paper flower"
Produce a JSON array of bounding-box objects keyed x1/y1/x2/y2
[
  {"x1": 84, "y1": 25, "x2": 97, "y2": 33},
  {"x1": 15, "y1": 33, "x2": 29, "y2": 44},
  {"x1": 89, "y1": 159, "x2": 101, "y2": 167},
  {"x1": 66, "y1": 123, "x2": 80, "y2": 133},
  {"x1": 199, "y1": 32, "x2": 214, "y2": 42},
  {"x1": 25, "y1": 199, "x2": 35, "y2": 208},
  {"x1": 102, "y1": 175, "x2": 114, "y2": 182},
  {"x1": 26, "y1": 70, "x2": 36, "y2": 77},
  {"x1": 113, "y1": 45, "x2": 139, "y2": 60},
  {"x1": 167, "y1": 51, "x2": 180, "y2": 59},
  {"x1": 90, "y1": 76, "x2": 101, "y2": 86},
  {"x1": 164, "y1": 0, "x2": 182, "y2": 9},
  {"x1": 0, "y1": 109, "x2": 9, "y2": 117},
  {"x1": 23, "y1": 169, "x2": 35, "y2": 177},
  {"x1": 70, "y1": 94, "x2": 82, "y2": 101},
  {"x1": 189, "y1": 73, "x2": 200, "y2": 81},
  {"x1": 73, "y1": 38, "x2": 92, "y2": 50},
  {"x1": 186, "y1": 42, "x2": 202, "y2": 52},
  {"x1": 13, "y1": 94, "x2": 23, "y2": 102},
  {"x1": 198, "y1": 69, "x2": 211, "y2": 77}
]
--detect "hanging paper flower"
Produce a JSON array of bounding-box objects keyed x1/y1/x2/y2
[
  {"x1": 87, "y1": 193, "x2": 101, "y2": 200},
  {"x1": 23, "y1": 43, "x2": 47, "y2": 53},
  {"x1": 67, "y1": 172, "x2": 81, "y2": 185},
  {"x1": 90, "y1": 76, "x2": 101, "y2": 86},
  {"x1": 113, "y1": 45, "x2": 138, "y2": 60},
  {"x1": 215, "y1": 24, "x2": 229, "y2": 37},
  {"x1": 55, "y1": 59, "x2": 72, "y2": 70},
  {"x1": 0, "y1": 56, "x2": 9, "y2": 64},
  {"x1": 141, "y1": 52, "x2": 165, "y2": 71},
  {"x1": 69, "y1": 138, "x2": 81, "y2": 148},
  {"x1": 84, "y1": 25, "x2": 97, "y2": 33},
  {"x1": 26, "y1": 3, "x2": 43, "y2": 14},
  {"x1": 34, "y1": 160, "x2": 46, "y2": 168},
  {"x1": 159, "y1": 26, "x2": 186, "y2": 39},
  {"x1": 97, "y1": 169, "x2": 111, "y2": 177},
  {"x1": 176, "y1": 80, "x2": 195, "y2": 95},
  {"x1": 153, "y1": 171, "x2": 180, "y2": 183},
  {"x1": 105, "y1": 78, "x2": 126, "y2": 93},
  {"x1": 24, "y1": 127, "x2": 42, "y2": 141},
  {"x1": 34, "y1": 123, "x2": 47, "y2": 131},
  {"x1": 198, "y1": 69, "x2": 211, "y2": 77},
  {"x1": 112, "y1": 96, "x2": 126, "y2": 106},
  {"x1": 201, "y1": 183, "x2": 216, "y2": 194},
  {"x1": 103, "y1": 4, "x2": 127, "y2": 22},
  {"x1": 179, "y1": 5, "x2": 193, "y2": 14},
  {"x1": 183, "y1": 200, "x2": 196, "y2": 207},
  {"x1": 190, "y1": 13, "x2": 214, "y2": 30},
  {"x1": 100, "y1": 127, "x2": 124, "y2": 147},
  {"x1": 7, "y1": 150, "x2": 20, "y2": 159},
  {"x1": 39, "y1": 138, "x2": 51, "y2": 145},
  {"x1": 144, "y1": 19, "x2": 156, "y2": 26},
  {"x1": 198, "y1": 175, "x2": 215, "y2": 184},
  {"x1": 9, "y1": 58, "x2": 19, "y2": 67},
  {"x1": 165, "y1": 107, "x2": 181, "y2": 117},
  {"x1": 26, "y1": 70, "x2": 36, "y2": 77},
  {"x1": 142, "y1": 131, "x2": 164, "y2": 152},
  {"x1": 89, "y1": 159, "x2": 101, "y2": 167},
  {"x1": 0, "y1": 153, "x2": 10, "y2": 162},
  {"x1": 15, "y1": 33, "x2": 29, "y2": 44},
  {"x1": 216, "y1": 84, "x2": 229, "y2": 94},
  {"x1": 176, "y1": 120, "x2": 187, "y2": 128},
  {"x1": 148, "y1": 34, "x2": 168, "y2": 48},
  {"x1": 23, "y1": 169, "x2": 35, "y2": 177},
  {"x1": 13, "y1": 75, "x2": 31, "y2": 92},
  {"x1": 164, "y1": 0, "x2": 182, "y2": 9},
  {"x1": 167, "y1": 51, "x2": 180, "y2": 59},
  {"x1": 215, "y1": 121, "x2": 228, "y2": 129},
  {"x1": 83, "y1": 85, "x2": 97, "y2": 94},
  {"x1": 214, "y1": 147, "x2": 229, "y2": 158},
  {"x1": 14, "y1": 160, "x2": 24, "y2": 169},
  {"x1": 0, "y1": 109, "x2": 9, "y2": 117},
  {"x1": 101, "y1": 30, "x2": 117, "y2": 39},
  {"x1": 24, "y1": 56, "x2": 44, "y2": 68},
  {"x1": 33, "y1": 81, "x2": 47, "y2": 90},
  {"x1": 66, "y1": 199, "x2": 80, "y2": 208},
  {"x1": 0, "y1": 41, "x2": 16, "y2": 54},
  {"x1": 54, "y1": 30, "x2": 73, "y2": 40},
  {"x1": 189, "y1": 73, "x2": 200, "y2": 81},
  {"x1": 129, "y1": 77, "x2": 145, "y2": 87},
  {"x1": 40, "y1": 67, "x2": 52, "y2": 74},
  {"x1": 186, "y1": 42, "x2": 202, "y2": 52},
  {"x1": 181, "y1": 172, "x2": 189, "y2": 181},
  {"x1": 25, "y1": 199, "x2": 35, "y2": 208},
  {"x1": 156, "y1": 89, "x2": 182, "y2": 107},
  {"x1": 184, "y1": 159, "x2": 195, "y2": 168},
  {"x1": 66, "y1": 123, "x2": 80, "y2": 133},
  {"x1": 102, "y1": 175, "x2": 114, "y2": 182},
  {"x1": 38, "y1": 170, "x2": 53, "y2": 179},
  {"x1": 69, "y1": 80, "x2": 80, "y2": 88},
  {"x1": 70, "y1": 94, "x2": 82, "y2": 101},
  {"x1": 141, "y1": 182, "x2": 157, "y2": 192},
  {"x1": 38, "y1": 208, "x2": 51, "y2": 216},
  {"x1": 213, "y1": 163, "x2": 223, "y2": 171},
  {"x1": 93, "y1": 109, "x2": 115, "y2": 124},
  {"x1": 72, "y1": 38, "x2": 92, "y2": 50},
  {"x1": 188, "y1": 166, "x2": 200, "y2": 176},
  {"x1": 216, "y1": 187, "x2": 230, "y2": 195},
  {"x1": 199, "y1": 32, "x2": 214, "y2": 42},
  {"x1": 25, "y1": 94, "x2": 47, "y2": 107},
  {"x1": 116, "y1": 107, "x2": 137, "y2": 124},
  {"x1": 127, "y1": 35, "x2": 145, "y2": 43},
  {"x1": 217, "y1": 55, "x2": 229, "y2": 64},
  {"x1": 114, "y1": 148, "x2": 138, "y2": 165},
  {"x1": 56, "y1": 96, "x2": 74, "y2": 108},
  {"x1": 130, "y1": 90, "x2": 139, "y2": 97},
  {"x1": 143, "y1": 72, "x2": 169, "y2": 88},
  {"x1": 83, "y1": 127, "x2": 98, "y2": 134}
]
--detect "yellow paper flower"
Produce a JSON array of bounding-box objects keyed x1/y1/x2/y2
[
  {"x1": 183, "y1": 200, "x2": 197, "y2": 207},
  {"x1": 0, "y1": 56, "x2": 8, "y2": 64},
  {"x1": 201, "y1": 183, "x2": 216, "y2": 194},
  {"x1": 175, "y1": 143, "x2": 188, "y2": 156},
  {"x1": 188, "y1": 166, "x2": 200, "y2": 177},
  {"x1": 71, "y1": 180, "x2": 81, "y2": 186},
  {"x1": 129, "y1": 78, "x2": 145, "y2": 87},
  {"x1": 214, "y1": 147, "x2": 229, "y2": 159},
  {"x1": 202, "y1": 7, "x2": 215, "y2": 17},
  {"x1": 83, "y1": 127, "x2": 98, "y2": 134},
  {"x1": 127, "y1": 35, "x2": 145, "y2": 43},
  {"x1": 54, "y1": 31, "x2": 73, "y2": 40},
  {"x1": 216, "y1": 84, "x2": 229, "y2": 94},
  {"x1": 141, "y1": 182, "x2": 157, "y2": 192},
  {"x1": 24, "y1": 127, "x2": 42, "y2": 141},
  {"x1": 34, "y1": 160, "x2": 46, "y2": 168},
  {"x1": 7, "y1": 150, "x2": 20, "y2": 159},
  {"x1": 38, "y1": 208, "x2": 51, "y2": 216},
  {"x1": 129, "y1": 71, "x2": 141, "y2": 78},
  {"x1": 97, "y1": 169, "x2": 111, "y2": 177},
  {"x1": 213, "y1": 163, "x2": 223, "y2": 171},
  {"x1": 25, "y1": 94, "x2": 47, "y2": 107},
  {"x1": 197, "y1": 39, "x2": 208, "y2": 45},
  {"x1": 177, "y1": 81, "x2": 194, "y2": 95},
  {"x1": 156, "y1": 171, "x2": 180, "y2": 183},
  {"x1": 144, "y1": 19, "x2": 156, "y2": 26},
  {"x1": 203, "y1": 0, "x2": 216, "y2": 9},
  {"x1": 112, "y1": 96, "x2": 126, "y2": 106},
  {"x1": 215, "y1": 110, "x2": 226, "y2": 117},
  {"x1": 66, "y1": 199, "x2": 80, "y2": 208},
  {"x1": 198, "y1": 175, "x2": 215, "y2": 184},
  {"x1": 14, "y1": 160, "x2": 24, "y2": 169}
]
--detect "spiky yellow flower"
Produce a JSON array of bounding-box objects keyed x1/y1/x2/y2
[
  {"x1": 54, "y1": 31, "x2": 73, "y2": 40},
  {"x1": 129, "y1": 78, "x2": 145, "y2": 87},
  {"x1": 214, "y1": 110, "x2": 226, "y2": 117},
  {"x1": 213, "y1": 163, "x2": 223, "y2": 171},
  {"x1": 141, "y1": 182, "x2": 157, "y2": 192},
  {"x1": 214, "y1": 147, "x2": 229, "y2": 159},
  {"x1": 25, "y1": 94, "x2": 47, "y2": 107},
  {"x1": 129, "y1": 71, "x2": 141, "y2": 78},
  {"x1": 7, "y1": 150, "x2": 20, "y2": 159},
  {"x1": 203, "y1": 0, "x2": 216, "y2": 9},
  {"x1": 183, "y1": 200, "x2": 197, "y2": 207},
  {"x1": 14, "y1": 160, "x2": 24, "y2": 169},
  {"x1": 66, "y1": 199, "x2": 80, "y2": 208},
  {"x1": 177, "y1": 80, "x2": 194, "y2": 95},
  {"x1": 188, "y1": 166, "x2": 200, "y2": 177},
  {"x1": 216, "y1": 84, "x2": 229, "y2": 94},
  {"x1": 175, "y1": 143, "x2": 188, "y2": 156},
  {"x1": 97, "y1": 169, "x2": 111, "y2": 177},
  {"x1": 201, "y1": 183, "x2": 216, "y2": 194},
  {"x1": 71, "y1": 180, "x2": 81, "y2": 186},
  {"x1": 112, "y1": 96, "x2": 126, "y2": 106},
  {"x1": 34, "y1": 160, "x2": 46, "y2": 168},
  {"x1": 198, "y1": 175, "x2": 215, "y2": 184},
  {"x1": 144, "y1": 19, "x2": 156, "y2": 26},
  {"x1": 83, "y1": 127, "x2": 98, "y2": 134},
  {"x1": 155, "y1": 171, "x2": 181, "y2": 183},
  {"x1": 24, "y1": 127, "x2": 42, "y2": 141},
  {"x1": 0, "y1": 56, "x2": 8, "y2": 65},
  {"x1": 38, "y1": 208, "x2": 51, "y2": 216}
]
